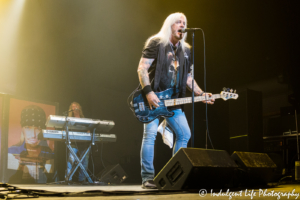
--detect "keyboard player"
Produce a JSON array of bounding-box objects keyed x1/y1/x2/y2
[{"x1": 66, "y1": 102, "x2": 90, "y2": 183}]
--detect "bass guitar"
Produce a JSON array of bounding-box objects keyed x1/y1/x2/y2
[{"x1": 129, "y1": 87, "x2": 238, "y2": 123}]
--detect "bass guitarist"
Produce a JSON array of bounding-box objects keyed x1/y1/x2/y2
[{"x1": 137, "y1": 12, "x2": 214, "y2": 189}]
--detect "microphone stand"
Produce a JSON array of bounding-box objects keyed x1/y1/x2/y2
[
  {"x1": 181, "y1": 28, "x2": 205, "y2": 148},
  {"x1": 296, "y1": 110, "x2": 300, "y2": 181},
  {"x1": 189, "y1": 28, "x2": 206, "y2": 148},
  {"x1": 191, "y1": 31, "x2": 195, "y2": 148},
  {"x1": 48, "y1": 110, "x2": 73, "y2": 185},
  {"x1": 296, "y1": 110, "x2": 299, "y2": 161},
  {"x1": 64, "y1": 112, "x2": 71, "y2": 183}
]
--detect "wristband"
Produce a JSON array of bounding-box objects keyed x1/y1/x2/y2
[{"x1": 143, "y1": 85, "x2": 152, "y2": 95}]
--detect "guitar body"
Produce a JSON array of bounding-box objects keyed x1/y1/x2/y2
[{"x1": 131, "y1": 88, "x2": 175, "y2": 123}]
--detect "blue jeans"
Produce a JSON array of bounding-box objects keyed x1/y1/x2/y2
[
  {"x1": 67, "y1": 143, "x2": 90, "y2": 181},
  {"x1": 140, "y1": 109, "x2": 191, "y2": 183}
]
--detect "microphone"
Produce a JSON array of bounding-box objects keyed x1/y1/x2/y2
[
  {"x1": 69, "y1": 108, "x2": 80, "y2": 112},
  {"x1": 179, "y1": 28, "x2": 202, "y2": 33},
  {"x1": 63, "y1": 109, "x2": 74, "y2": 115}
]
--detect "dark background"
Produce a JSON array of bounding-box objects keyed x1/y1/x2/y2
[{"x1": 0, "y1": 0, "x2": 299, "y2": 183}]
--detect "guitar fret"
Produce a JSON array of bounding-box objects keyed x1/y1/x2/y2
[{"x1": 164, "y1": 94, "x2": 222, "y2": 107}]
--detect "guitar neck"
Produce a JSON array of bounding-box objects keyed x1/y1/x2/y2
[{"x1": 164, "y1": 94, "x2": 221, "y2": 107}]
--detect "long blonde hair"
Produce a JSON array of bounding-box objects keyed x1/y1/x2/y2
[
  {"x1": 68, "y1": 102, "x2": 85, "y2": 118},
  {"x1": 145, "y1": 12, "x2": 190, "y2": 50}
]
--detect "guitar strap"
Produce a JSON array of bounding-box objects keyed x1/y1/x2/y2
[{"x1": 180, "y1": 47, "x2": 190, "y2": 99}]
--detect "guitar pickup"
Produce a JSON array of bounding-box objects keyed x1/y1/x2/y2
[{"x1": 139, "y1": 102, "x2": 145, "y2": 111}]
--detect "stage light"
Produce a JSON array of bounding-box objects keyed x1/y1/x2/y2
[{"x1": 0, "y1": 0, "x2": 26, "y2": 94}]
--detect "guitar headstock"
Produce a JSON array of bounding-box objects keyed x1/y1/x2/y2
[{"x1": 220, "y1": 87, "x2": 239, "y2": 101}]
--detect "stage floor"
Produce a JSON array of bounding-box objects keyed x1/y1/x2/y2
[{"x1": 1, "y1": 183, "x2": 299, "y2": 199}]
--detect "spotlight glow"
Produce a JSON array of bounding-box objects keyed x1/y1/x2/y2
[{"x1": 0, "y1": 0, "x2": 26, "y2": 94}]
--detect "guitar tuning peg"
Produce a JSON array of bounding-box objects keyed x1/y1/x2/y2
[
  {"x1": 226, "y1": 88, "x2": 230, "y2": 92},
  {"x1": 223, "y1": 87, "x2": 226, "y2": 92},
  {"x1": 234, "y1": 89, "x2": 236, "y2": 93},
  {"x1": 230, "y1": 89, "x2": 233, "y2": 93}
]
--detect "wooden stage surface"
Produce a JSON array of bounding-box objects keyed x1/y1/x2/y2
[{"x1": 1, "y1": 183, "x2": 299, "y2": 199}]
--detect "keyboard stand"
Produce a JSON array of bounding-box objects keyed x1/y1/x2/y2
[
  {"x1": 65, "y1": 127, "x2": 96, "y2": 183},
  {"x1": 66, "y1": 144, "x2": 93, "y2": 183},
  {"x1": 45, "y1": 114, "x2": 114, "y2": 185}
]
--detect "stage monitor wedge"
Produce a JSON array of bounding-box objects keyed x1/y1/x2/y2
[
  {"x1": 231, "y1": 151, "x2": 277, "y2": 186},
  {"x1": 154, "y1": 148, "x2": 238, "y2": 190},
  {"x1": 97, "y1": 164, "x2": 128, "y2": 184}
]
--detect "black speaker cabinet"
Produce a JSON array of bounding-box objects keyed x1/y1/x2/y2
[
  {"x1": 231, "y1": 151, "x2": 277, "y2": 185},
  {"x1": 296, "y1": 161, "x2": 300, "y2": 181},
  {"x1": 97, "y1": 164, "x2": 128, "y2": 184},
  {"x1": 153, "y1": 148, "x2": 238, "y2": 190},
  {"x1": 229, "y1": 89, "x2": 263, "y2": 153}
]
